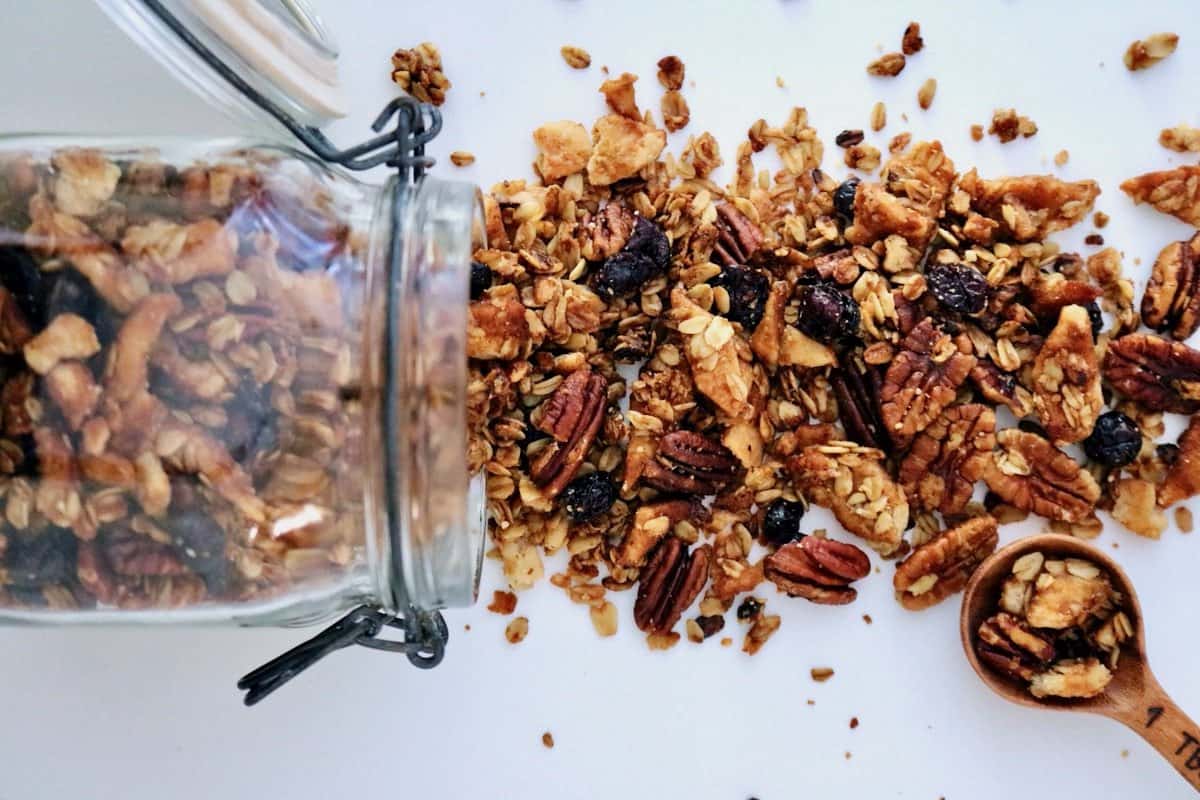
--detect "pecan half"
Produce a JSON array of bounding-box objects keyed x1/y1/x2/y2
[
  {"x1": 1158, "y1": 414, "x2": 1200, "y2": 508},
  {"x1": 976, "y1": 612, "x2": 1056, "y2": 682},
  {"x1": 633, "y1": 537, "x2": 711, "y2": 634},
  {"x1": 898, "y1": 404, "x2": 996, "y2": 516},
  {"x1": 587, "y1": 203, "x2": 636, "y2": 261},
  {"x1": 1102, "y1": 333, "x2": 1200, "y2": 414},
  {"x1": 880, "y1": 319, "x2": 976, "y2": 445},
  {"x1": 615, "y1": 498, "x2": 707, "y2": 567},
  {"x1": 713, "y1": 203, "x2": 763, "y2": 266},
  {"x1": 642, "y1": 430, "x2": 740, "y2": 495},
  {"x1": 830, "y1": 358, "x2": 888, "y2": 449},
  {"x1": 893, "y1": 515, "x2": 998, "y2": 610},
  {"x1": 983, "y1": 429, "x2": 1101, "y2": 523},
  {"x1": 1142, "y1": 232, "x2": 1200, "y2": 340},
  {"x1": 1120, "y1": 165, "x2": 1200, "y2": 227},
  {"x1": 788, "y1": 442, "x2": 908, "y2": 555},
  {"x1": 1032, "y1": 305, "x2": 1102, "y2": 445},
  {"x1": 764, "y1": 536, "x2": 870, "y2": 605},
  {"x1": 530, "y1": 368, "x2": 608, "y2": 497},
  {"x1": 970, "y1": 360, "x2": 1034, "y2": 418}
]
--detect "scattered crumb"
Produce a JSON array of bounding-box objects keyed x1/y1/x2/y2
[
  {"x1": 1085, "y1": 234, "x2": 1105, "y2": 246},
  {"x1": 390, "y1": 42, "x2": 450, "y2": 106},
  {"x1": 806, "y1": 699, "x2": 816, "y2": 706},
  {"x1": 1093, "y1": 211, "x2": 1110, "y2": 228},
  {"x1": 449, "y1": 150, "x2": 475, "y2": 167},
  {"x1": 776, "y1": 75, "x2": 786, "y2": 89},
  {"x1": 600, "y1": 65, "x2": 609, "y2": 75},
  {"x1": 505, "y1": 616, "x2": 529, "y2": 643},
  {"x1": 1176, "y1": 506, "x2": 1194, "y2": 533},
  {"x1": 648, "y1": 631, "x2": 681, "y2": 650},
  {"x1": 1160, "y1": 124, "x2": 1200, "y2": 153},
  {"x1": 590, "y1": 600, "x2": 618, "y2": 636},
  {"x1": 478, "y1": 91, "x2": 485, "y2": 97},
  {"x1": 1054, "y1": 149, "x2": 1069, "y2": 166},
  {"x1": 720, "y1": 637, "x2": 733, "y2": 647},
  {"x1": 901, "y1": 112, "x2": 909, "y2": 123},
  {"x1": 1124, "y1": 32, "x2": 1179, "y2": 71},
  {"x1": 901, "y1": 22, "x2": 924, "y2": 55},
  {"x1": 862, "y1": 614, "x2": 873, "y2": 624},
  {"x1": 661, "y1": 90, "x2": 690, "y2": 132},
  {"x1": 850, "y1": 717, "x2": 860, "y2": 729},
  {"x1": 916, "y1": 78, "x2": 937, "y2": 110},
  {"x1": 888, "y1": 132, "x2": 911, "y2": 154},
  {"x1": 487, "y1": 589, "x2": 518, "y2": 614},
  {"x1": 835, "y1": 129, "x2": 866, "y2": 148},
  {"x1": 685, "y1": 618, "x2": 704, "y2": 642},
  {"x1": 656, "y1": 55, "x2": 685, "y2": 90},
  {"x1": 742, "y1": 613, "x2": 782, "y2": 655},
  {"x1": 1112, "y1": 541, "x2": 1121, "y2": 549},
  {"x1": 844, "y1": 751, "x2": 853, "y2": 760},
  {"x1": 811, "y1": 667, "x2": 835, "y2": 682},
  {"x1": 866, "y1": 52, "x2": 906, "y2": 77},
  {"x1": 870, "y1": 101, "x2": 886, "y2": 132},
  {"x1": 560, "y1": 45, "x2": 591, "y2": 70},
  {"x1": 970, "y1": 124, "x2": 985, "y2": 142},
  {"x1": 464, "y1": 623, "x2": 471, "y2": 632},
  {"x1": 542, "y1": 731, "x2": 555, "y2": 749},
  {"x1": 844, "y1": 143, "x2": 881, "y2": 172},
  {"x1": 1121, "y1": 748, "x2": 1130, "y2": 758},
  {"x1": 989, "y1": 108, "x2": 1038, "y2": 142}
]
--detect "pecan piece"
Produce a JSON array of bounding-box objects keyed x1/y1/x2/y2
[
  {"x1": 587, "y1": 203, "x2": 636, "y2": 260},
  {"x1": 970, "y1": 360, "x2": 1034, "y2": 418},
  {"x1": 983, "y1": 429, "x2": 1101, "y2": 523},
  {"x1": 976, "y1": 612, "x2": 1056, "y2": 682},
  {"x1": 633, "y1": 537, "x2": 711, "y2": 634},
  {"x1": 830, "y1": 358, "x2": 888, "y2": 449},
  {"x1": 1032, "y1": 305, "x2": 1102, "y2": 445},
  {"x1": 1029, "y1": 274, "x2": 1101, "y2": 322},
  {"x1": 893, "y1": 515, "x2": 998, "y2": 610},
  {"x1": 898, "y1": 404, "x2": 996, "y2": 516},
  {"x1": 616, "y1": 498, "x2": 706, "y2": 567},
  {"x1": 100, "y1": 526, "x2": 188, "y2": 577},
  {"x1": 1157, "y1": 414, "x2": 1200, "y2": 508},
  {"x1": 642, "y1": 430, "x2": 740, "y2": 495},
  {"x1": 713, "y1": 203, "x2": 763, "y2": 266},
  {"x1": 880, "y1": 319, "x2": 976, "y2": 445},
  {"x1": 748, "y1": 281, "x2": 835, "y2": 369},
  {"x1": 1120, "y1": 165, "x2": 1200, "y2": 227},
  {"x1": 529, "y1": 369, "x2": 608, "y2": 498},
  {"x1": 1142, "y1": 232, "x2": 1200, "y2": 340},
  {"x1": 1102, "y1": 333, "x2": 1200, "y2": 414},
  {"x1": 764, "y1": 536, "x2": 870, "y2": 605},
  {"x1": 787, "y1": 442, "x2": 908, "y2": 555}
]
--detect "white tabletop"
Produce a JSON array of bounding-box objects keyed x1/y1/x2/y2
[{"x1": 1, "y1": 1, "x2": 1199, "y2": 797}]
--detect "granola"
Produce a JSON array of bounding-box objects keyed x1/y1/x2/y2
[
  {"x1": 390, "y1": 42, "x2": 451, "y2": 105},
  {"x1": 1123, "y1": 32, "x2": 1179, "y2": 71},
  {"x1": 1120, "y1": 166, "x2": 1200, "y2": 227}
]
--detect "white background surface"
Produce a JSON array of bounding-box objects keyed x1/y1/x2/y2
[{"x1": 1, "y1": 1, "x2": 1199, "y2": 798}]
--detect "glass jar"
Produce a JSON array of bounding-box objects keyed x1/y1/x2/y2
[{"x1": 0, "y1": 0, "x2": 489, "y2": 678}]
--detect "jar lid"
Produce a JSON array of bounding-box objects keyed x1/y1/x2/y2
[{"x1": 96, "y1": 0, "x2": 348, "y2": 128}]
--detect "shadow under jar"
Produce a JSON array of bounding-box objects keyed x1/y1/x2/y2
[{"x1": 0, "y1": 139, "x2": 486, "y2": 627}]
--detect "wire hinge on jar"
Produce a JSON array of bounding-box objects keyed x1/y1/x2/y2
[{"x1": 237, "y1": 606, "x2": 449, "y2": 706}]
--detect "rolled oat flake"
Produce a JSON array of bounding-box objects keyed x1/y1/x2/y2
[{"x1": 0, "y1": 0, "x2": 488, "y2": 703}]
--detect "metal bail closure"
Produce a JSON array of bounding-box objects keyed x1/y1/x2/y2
[{"x1": 237, "y1": 606, "x2": 449, "y2": 706}]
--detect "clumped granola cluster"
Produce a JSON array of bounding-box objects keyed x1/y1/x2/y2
[{"x1": 467, "y1": 61, "x2": 1200, "y2": 653}]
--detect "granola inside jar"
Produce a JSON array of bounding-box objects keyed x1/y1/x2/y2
[{"x1": 0, "y1": 140, "x2": 485, "y2": 624}]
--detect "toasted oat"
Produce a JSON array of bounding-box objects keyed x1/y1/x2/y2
[
  {"x1": 1159, "y1": 125, "x2": 1200, "y2": 153},
  {"x1": 599, "y1": 72, "x2": 640, "y2": 119},
  {"x1": 390, "y1": 42, "x2": 450, "y2": 105},
  {"x1": 1054, "y1": 150, "x2": 1069, "y2": 166},
  {"x1": 811, "y1": 667, "x2": 835, "y2": 682},
  {"x1": 870, "y1": 101, "x2": 887, "y2": 132},
  {"x1": 505, "y1": 616, "x2": 530, "y2": 644},
  {"x1": 661, "y1": 90, "x2": 690, "y2": 133},
  {"x1": 988, "y1": 108, "x2": 1038, "y2": 143},
  {"x1": 844, "y1": 144, "x2": 882, "y2": 172},
  {"x1": 656, "y1": 56, "x2": 685, "y2": 91},
  {"x1": 560, "y1": 45, "x2": 591, "y2": 69},
  {"x1": 541, "y1": 732, "x2": 555, "y2": 748},
  {"x1": 888, "y1": 131, "x2": 911, "y2": 153},
  {"x1": 1124, "y1": 32, "x2": 1179, "y2": 71},
  {"x1": 1175, "y1": 507, "x2": 1193, "y2": 533},
  {"x1": 916, "y1": 78, "x2": 937, "y2": 110},
  {"x1": 970, "y1": 124, "x2": 984, "y2": 142},
  {"x1": 449, "y1": 150, "x2": 475, "y2": 167},
  {"x1": 867, "y1": 52, "x2": 906, "y2": 77}
]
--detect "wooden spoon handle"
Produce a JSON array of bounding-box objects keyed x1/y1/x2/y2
[{"x1": 1113, "y1": 676, "x2": 1200, "y2": 792}]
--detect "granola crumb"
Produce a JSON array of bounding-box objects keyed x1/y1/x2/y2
[
  {"x1": 1054, "y1": 149, "x2": 1070, "y2": 166},
  {"x1": 656, "y1": 55, "x2": 685, "y2": 91},
  {"x1": 916, "y1": 78, "x2": 937, "y2": 110},
  {"x1": 1176, "y1": 507, "x2": 1194, "y2": 533},
  {"x1": 811, "y1": 667, "x2": 835, "y2": 682},
  {"x1": 870, "y1": 101, "x2": 887, "y2": 132},
  {"x1": 1160, "y1": 124, "x2": 1200, "y2": 153},
  {"x1": 590, "y1": 600, "x2": 618, "y2": 636},
  {"x1": 1121, "y1": 748, "x2": 1130, "y2": 758},
  {"x1": 862, "y1": 614, "x2": 873, "y2": 624},
  {"x1": 866, "y1": 52, "x2": 906, "y2": 77},
  {"x1": 1094, "y1": 211, "x2": 1110, "y2": 228},
  {"x1": 988, "y1": 108, "x2": 1038, "y2": 143},
  {"x1": 647, "y1": 631, "x2": 681, "y2": 650},
  {"x1": 720, "y1": 637, "x2": 733, "y2": 647},
  {"x1": 505, "y1": 616, "x2": 529, "y2": 643},
  {"x1": 560, "y1": 45, "x2": 591, "y2": 70},
  {"x1": 844, "y1": 143, "x2": 881, "y2": 172},
  {"x1": 888, "y1": 131, "x2": 911, "y2": 153},
  {"x1": 449, "y1": 150, "x2": 475, "y2": 167},
  {"x1": 850, "y1": 717, "x2": 860, "y2": 729},
  {"x1": 487, "y1": 589, "x2": 517, "y2": 614},
  {"x1": 661, "y1": 90, "x2": 690, "y2": 133},
  {"x1": 901, "y1": 22, "x2": 924, "y2": 55},
  {"x1": 776, "y1": 75, "x2": 786, "y2": 89},
  {"x1": 1124, "y1": 32, "x2": 1179, "y2": 71},
  {"x1": 464, "y1": 624, "x2": 471, "y2": 632},
  {"x1": 970, "y1": 124, "x2": 985, "y2": 141},
  {"x1": 390, "y1": 42, "x2": 451, "y2": 106},
  {"x1": 542, "y1": 731, "x2": 555, "y2": 749},
  {"x1": 844, "y1": 751, "x2": 853, "y2": 760},
  {"x1": 1085, "y1": 233, "x2": 1105, "y2": 246}
]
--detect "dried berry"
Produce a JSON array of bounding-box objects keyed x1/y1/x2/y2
[
  {"x1": 5, "y1": 528, "x2": 77, "y2": 588},
  {"x1": 710, "y1": 265, "x2": 769, "y2": 330},
  {"x1": 1082, "y1": 411, "x2": 1141, "y2": 467},
  {"x1": 833, "y1": 177, "x2": 860, "y2": 220},
  {"x1": 224, "y1": 380, "x2": 277, "y2": 465},
  {"x1": 926, "y1": 263, "x2": 989, "y2": 315},
  {"x1": 797, "y1": 284, "x2": 861, "y2": 342},
  {"x1": 0, "y1": 245, "x2": 46, "y2": 326},
  {"x1": 623, "y1": 216, "x2": 671, "y2": 273},
  {"x1": 169, "y1": 509, "x2": 229, "y2": 594},
  {"x1": 469, "y1": 261, "x2": 492, "y2": 300},
  {"x1": 560, "y1": 471, "x2": 617, "y2": 522},
  {"x1": 1085, "y1": 300, "x2": 1104, "y2": 340},
  {"x1": 762, "y1": 498, "x2": 806, "y2": 546},
  {"x1": 594, "y1": 250, "x2": 655, "y2": 299},
  {"x1": 736, "y1": 596, "x2": 763, "y2": 620}
]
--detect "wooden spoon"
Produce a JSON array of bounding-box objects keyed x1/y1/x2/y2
[{"x1": 961, "y1": 533, "x2": 1200, "y2": 792}]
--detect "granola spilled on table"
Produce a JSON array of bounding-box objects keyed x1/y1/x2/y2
[{"x1": 467, "y1": 64, "x2": 1198, "y2": 652}]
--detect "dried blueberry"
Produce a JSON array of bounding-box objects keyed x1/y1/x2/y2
[
  {"x1": 5, "y1": 528, "x2": 77, "y2": 588},
  {"x1": 710, "y1": 265, "x2": 770, "y2": 330},
  {"x1": 169, "y1": 509, "x2": 230, "y2": 594},
  {"x1": 224, "y1": 380, "x2": 277, "y2": 465},
  {"x1": 0, "y1": 245, "x2": 47, "y2": 325},
  {"x1": 761, "y1": 499, "x2": 806, "y2": 546},
  {"x1": 1083, "y1": 411, "x2": 1142, "y2": 467},
  {"x1": 736, "y1": 596, "x2": 763, "y2": 620},
  {"x1": 559, "y1": 471, "x2": 617, "y2": 522},
  {"x1": 594, "y1": 250, "x2": 655, "y2": 299},
  {"x1": 470, "y1": 261, "x2": 492, "y2": 300},
  {"x1": 926, "y1": 263, "x2": 989, "y2": 315},
  {"x1": 797, "y1": 284, "x2": 861, "y2": 342},
  {"x1": 833, "y1": 177, "x2": 860, "y2": 220},
  {"x1": 45, "y1": 268, "x2": 118, "y2": 345},
  {"x1": 623, "y1": 216, "x2": 671, "y2": 273},
  {"x1": 1085, "y1": 300, "x2": 1104, "y2": 340}
]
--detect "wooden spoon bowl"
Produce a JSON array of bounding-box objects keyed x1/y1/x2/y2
[{"x1": 961, "y1": 533, "x2": 1200, "y2": 792}]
